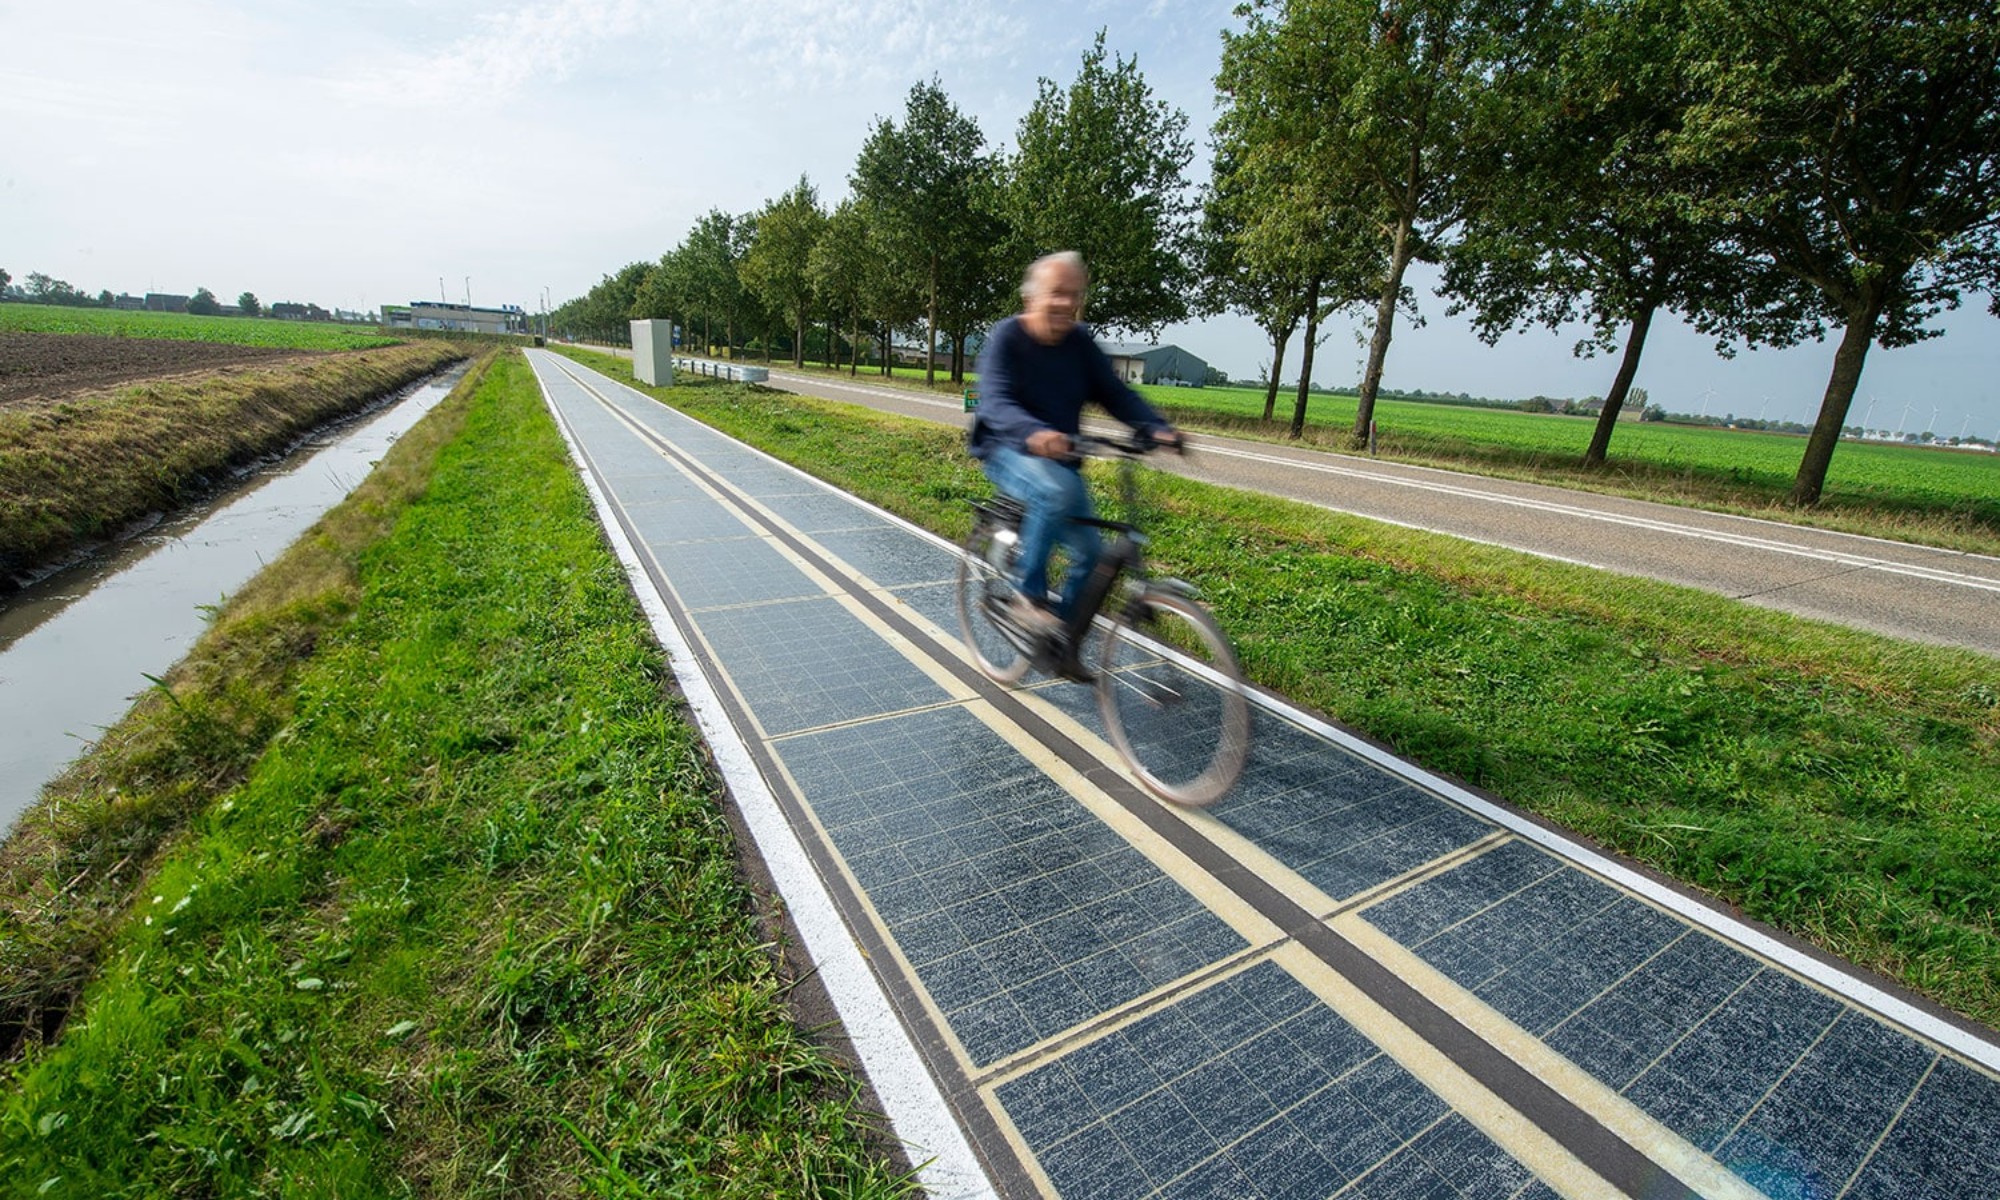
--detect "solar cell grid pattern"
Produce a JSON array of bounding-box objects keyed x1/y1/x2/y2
[
  {"x1": 779, "y1": 705, "x2": 1247, "y2": 1066},
  {"x1": 1363, "y1": 839, "x2": 2000, "y2": 1198},
  {"x1": 998, "y1": 960, "x2": 1549, "y2": 1200},
  {"x1": 655, "y1": 533, "x2": 823, "y2": 611},
  {"x1": 694, "y1": 597, "x2": 950, "y2": 737}
]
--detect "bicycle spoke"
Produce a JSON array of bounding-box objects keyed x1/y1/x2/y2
[{"x1": 1096, "y1": 593, "x2": 1250, "y2": 806}]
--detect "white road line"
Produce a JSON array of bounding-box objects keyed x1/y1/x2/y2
[{"x1": 528, "y1": 352, "x2": 998, "y2": 1200}]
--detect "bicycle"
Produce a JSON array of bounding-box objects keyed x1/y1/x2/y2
[{"x1": 955, "y1": 433, "x2": 1252, "y2": 807}]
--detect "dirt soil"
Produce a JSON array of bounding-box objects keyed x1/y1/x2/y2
[{"x1": 0, "y1": 332, "x2": 314, "y2": 409}]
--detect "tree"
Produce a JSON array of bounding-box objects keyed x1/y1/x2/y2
[
  {"x1": 1226, "y1": 0, "x2": 1495, "y2": 446},
  {"x1": 238, "y1": 292, "x2": 261, "y2": 318},
  {"x1": 1215, "y1": 12, "x2": 1388, "y2": 438},
  {"x1": 1003, "y1": 30, "x2": 1199, "y2": 337},
  {"x1": 1443, "y1": 0, "x2": 1740, "y2": 467},
  {"x1": 681, "y1": 210, "x2": 746, "y2": 355},
  {"x1": 852, "y1": 78, "x2": 997, "y2": 385},
  {"x1": 0, "y1": 267, "x2": 10, "y2": 296},
  {"x1": 1670, "y1": 0, "x2": 2000, "y2": 505},
  {"x1": 739, "y1": 176, "x2": 829, "y2": 368},
  {"x1": 187, "y1": 287, "x2": 220, "y2": 316},
  {"x1": 811, "y1": 199, "x2": 892, "y2": 376},
  {"x1": 1197, "y1": 142, "x2": 1314, "y2": 424},
  {"x1": 635, "y1": 246, "x2": 696, "y2": 348}
]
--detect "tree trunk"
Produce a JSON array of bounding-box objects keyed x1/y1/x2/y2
[
  {"x1": 850, "y1": 315, "x2": 860, "y2": 376},
  {"x1": 1583, "y1": 303, "x2": 1657, "y2": 467},
  {"x1": 1354, "y1": 217, "x2": 1415, "y2": 445},
  {"x1": 1262, "y1": 322, "x2": 1294, "y2": 423},
  {"x1": 925, "y1": 255, "x2": 940, "y2": 386},
  {"x1": 1289, "y1": 274, "x2": 1324, "y2": 440},
  {"x1": 1790, "y1": 296, "x2": 1883, "y2": 507}
]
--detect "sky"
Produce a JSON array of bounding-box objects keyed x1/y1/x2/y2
[{"x1": 5, "y1": 0, "x2": 1997, "y2": 441}]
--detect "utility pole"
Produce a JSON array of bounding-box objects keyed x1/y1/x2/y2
[{"x1": 464, "y1": 277, "x2": 471, "y2": 307}]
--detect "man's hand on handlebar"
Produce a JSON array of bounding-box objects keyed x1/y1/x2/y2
[
  {"x1": 1027, "y1": 429, "x2": 1073, "y2": 458},
  {"x1": 1151, "y1": 428, "x2": 1186, "y2": 454}
]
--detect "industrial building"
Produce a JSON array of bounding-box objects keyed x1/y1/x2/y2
[{"x1": 383, "y1": 301, "x2": 528, "y2": 336}]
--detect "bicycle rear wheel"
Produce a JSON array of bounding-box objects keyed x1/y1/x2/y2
[
  {"x1": 1095, "y1": 591, "x2": 1250, "y2": 806},
  {"x1": 956, "y1": 517, "x2": 1030, "y2": 685}
]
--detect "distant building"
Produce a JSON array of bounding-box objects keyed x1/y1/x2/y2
[
  {"x1": 383, "y1": 301, "x2": 527, "y2": 336},
  {"x1": 111, "y1": 293, "x2": 146, "y2": 311},
  {"x1": 145, "y1": 293, "x2": 189, "y2": 313},
  {"x1": 1097, "y1": 342, "x2": 1210, "y2": 387},
  {"x1": 270, "y1": 302, "x2": 335, "y2": 322}
]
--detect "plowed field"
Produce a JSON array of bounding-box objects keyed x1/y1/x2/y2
[{"x1": 0, "y1": 332, "x2": 312, "y2": 408}]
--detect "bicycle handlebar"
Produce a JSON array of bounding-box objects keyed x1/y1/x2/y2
[{"x1": 1073, "y1": 430, "x2": 1185, "y2": 459}]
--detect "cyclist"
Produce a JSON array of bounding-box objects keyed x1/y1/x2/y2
[{"x1": 968, "y1": 251, "x2": 1182, "y2": 664}]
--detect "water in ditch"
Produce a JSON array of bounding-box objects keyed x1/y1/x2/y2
[{"x1": 0, "y1": 364, "x2": 469, "y2": 833}]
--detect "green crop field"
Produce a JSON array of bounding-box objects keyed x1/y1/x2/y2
[
  {"x1": 0, "y1": 303, "x2": 403, "y2": 351},
  {"x1": 1133, "y1": 383, "x2": 2000, "y2": 528}
]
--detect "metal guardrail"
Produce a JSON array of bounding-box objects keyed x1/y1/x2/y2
[{"x1": 673, "y1": 356, "x2": 769, "y2": 383}]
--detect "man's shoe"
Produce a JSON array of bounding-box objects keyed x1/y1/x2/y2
[
  {"x1": 1006, "y1": 593, "x2": 1062, "y2": 635},
  {"x1": 1054, "y1": 654, "x2": 1096, "y2": 685}
]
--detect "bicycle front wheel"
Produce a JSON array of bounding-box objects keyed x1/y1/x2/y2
[
  {"x1": 956, "y1": 518, "x2": 1030, "y2": 685},
  {"x1": 1095, "y1": 590, "x2": 1251, "y2": 806}
]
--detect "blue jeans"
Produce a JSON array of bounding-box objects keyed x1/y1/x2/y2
[{"x1": 981, "y1": 444, "x2": 1102, "y2": 619}]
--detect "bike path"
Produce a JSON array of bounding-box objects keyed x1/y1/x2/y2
[{"x1": 526, "y1": 351, "x2": 2000, "y2": 1200}]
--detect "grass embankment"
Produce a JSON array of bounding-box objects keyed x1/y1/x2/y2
[
  {"x1": 0, "y1": 342, "x2": 467, "y2": 579},
  {"x1": 775, "y1": 360, "x2": 2000, "y2": 554},
  {"x1": 0, "y1": 353, "x2": 909, "y2": 1196},
  {"x1": 0, "y1": 305, "x2": 404, "y2": 351},
  {"x1": 565, "y1": 346, "x2": 2000, "y2": 1032}
]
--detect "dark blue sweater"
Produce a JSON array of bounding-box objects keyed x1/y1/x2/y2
[{"x1": 968, "y1": 316, "x2": 1168, "y2": 461}]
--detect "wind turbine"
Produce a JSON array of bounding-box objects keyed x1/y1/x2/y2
[
  {"x1": 1928, "y1": 406, "x2": 1940, "y2": 441},
  {"x1": 1895, "y1": 400, "x2": 1915, "y2": 438},
  {"x1": 1699, "y1": 386, "x2": 1716, "y2": 419}
]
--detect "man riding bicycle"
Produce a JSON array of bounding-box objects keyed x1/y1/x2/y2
[{"x1": 969, "y1": 251, "x2": 1183, "y2": 659}]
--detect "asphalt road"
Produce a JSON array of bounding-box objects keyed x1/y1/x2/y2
[{"x1": 763, "y1": 366, "x2": 2000, "y2": 659}]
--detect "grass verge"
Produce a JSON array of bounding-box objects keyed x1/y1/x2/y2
[
  {"x1": 0, "y1": 351, "x2": 910, "y2": 1197},
  {"x1": 0, "y1": 342, "x2": 468, "y2": 579},
  {"x1": 565, "y1": 346, "x2": 2000, "y2": 1032}
]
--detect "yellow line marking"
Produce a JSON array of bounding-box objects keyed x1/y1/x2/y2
[{"x1": 1330, "y1": 915, "x2": 1771, "y2": 1200}]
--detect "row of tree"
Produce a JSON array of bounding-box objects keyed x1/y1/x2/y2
[
  {"x1": 1, "y1": 269, "x2": 267, "y2": 318},
  {"x1": 555, "y1": 32, "x2": 1198, "y2": 388},
  {"x1": 559, "y1": 1, "x2": 1998, "y2": 505}
]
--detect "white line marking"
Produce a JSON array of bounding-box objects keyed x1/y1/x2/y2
[{"x1": 527, "y1": 352, "x2": 998, "y2": 1200}]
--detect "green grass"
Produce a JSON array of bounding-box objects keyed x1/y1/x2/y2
[
  {"x1": 0, "y1": 353, "x2": 910, "y2": 1197},
  {"x1": 0, "y1": 303, "x2": 403, "y2": 351},
  {"x1": 771, "y1": 359, "x2": 2000, "y2": 553},
  {"x1": 563, "y1": 346, "x2": 2000, "y2": 1032}
]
